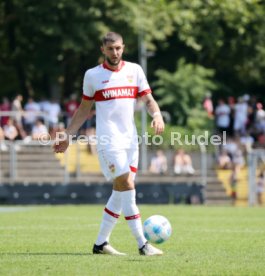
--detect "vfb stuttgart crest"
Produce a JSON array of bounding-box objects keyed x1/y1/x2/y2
[
  {"x1": 127, "y1": 75, "x2": 133, "y2": 83},
  {"x1": 109, "y1": 164, "x2": 116, "y2": 173}
]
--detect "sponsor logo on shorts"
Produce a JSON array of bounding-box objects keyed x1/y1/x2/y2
[{"x1": 108, "y1": 164, "x2": 115, "y2": 173}]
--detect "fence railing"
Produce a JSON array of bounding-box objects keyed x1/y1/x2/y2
[
  {"x1": 0, "y1": 140, "x2": 70, "y2": 184},
  {"x1": 0, "y1": 140, "x2": 209, "y2": 186},
  {"x1": 248, "y1": 149, "x2": 265, "y2": 206}
]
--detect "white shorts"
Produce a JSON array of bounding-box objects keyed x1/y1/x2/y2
[{"x1": 98, "y1": 148, "x2": 139, "y2": 181}]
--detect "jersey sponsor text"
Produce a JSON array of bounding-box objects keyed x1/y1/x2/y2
[{"x1": 95, "y1": 86, "x2": 138, "y2": 101}]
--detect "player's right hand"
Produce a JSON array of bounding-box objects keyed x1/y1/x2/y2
[
  {"x1": 53, "y1": 138, "x2": 69, "y2": 153},
  {"x1": 151, "y1": 113, "x2": 165, "y2": 135}
]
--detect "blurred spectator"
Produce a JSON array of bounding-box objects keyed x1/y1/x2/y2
[
  {"x1": 233, "y1": 97, "x2": 248, "y2": 135},
  {"x1": 0, "y1": 97, "x2": 11, "y2": 126},
  {"x1": 258, "y1": 121, "x2": 265, "y2": 134},
  {"x1": 257, "y1": 170, "x2": 265, "y2": 205},
  {"x1": 240, "y1": 131, "x2": 255, "y2": 153},
  {"x1": 217, "y1": 149, "x2": 232, "y2": 169},
  {"x1": 203, "y1": 92, "x2": 213, "y2": 118},
  {"x1": 257, "y1": 133, "x2": 265, "y2": 147},
  {"x1": 47, "y1": 99, "x2": 61, "y2": 130},
  {"x1": 174, "y1": 149, "x2": 195, "y2": 175},
  {"x1": 149, "y1": 150, "x2": 168, "y2": 175},
  {"x1": 255, "y1": 102, "x2": 265, "y2": 134},
  {"x1": 39, "y1": 97, "x2": 51, "y2": 123},
  {"x1": 64, "y1": 94, "x2": 79, "y2": 127},
  {"x1": 0, "y1": 126, "x2": 8, "y2": 151},
  {"x1": 227, "y1": 96, "x2": 236, "y2": 135},
  {"x1": 31, "y1": 118, "x2": 49, "y2": 140},
  {"x1": 256, "y1": 102, "x2": 265, "y2": 121},
  {"x1": 215, "y1": 99, "x2": 231, "y2": 134},
  {"x1": 24, "y1": 97, "x2": 41, "y2": 134},
  {"x1": 223, "y1": 136, "x2": 239, "y2": 160},
  {"x1": 3, "y1": 118, "x2": 18, "y2": 141},
  {"x1": 11, "y1": 94, "x2": 24, "y2": 126},
  {"x1": 39, "y1": 97, "x2": 51, "y2": 112},
  {"x1": 228, "y1": 96, "x2": 236, "y2": 107},
  {"x1": 242, "y1": 94, "x2": 250, "y2": 102},
  {"x1": 0, "y1": 126, "x2": 4, "y2": 138},
  {"x1": 247, "y1": 95, "x2": 257, "y2": 131}
]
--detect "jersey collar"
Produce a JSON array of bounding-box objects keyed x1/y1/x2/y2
[{"x1": 102, "y1": 60, "x2": 125, "y2": 72}]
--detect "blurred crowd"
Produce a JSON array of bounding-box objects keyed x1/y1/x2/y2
[
  {"x1": 214, "y1": 95, "x2": 265, "y2": 146},
  {"x1": 0, "y1": 94, "x2": 96, "y2": 151},
  {"x1": 147, "y1": 93, "x2": 265, "y2": 204},
  {"x1": 149, "y1": 149, "x2": 195, "y2": 176},
  {"x1": 204, "y1": 93, "x2": 265, "y2": 204}
]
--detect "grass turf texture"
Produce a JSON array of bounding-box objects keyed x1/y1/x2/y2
[{"x1": 0, "y1": 205, "x2": 265, "y2": 276}]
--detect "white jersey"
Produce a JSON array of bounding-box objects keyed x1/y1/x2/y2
[
  {"x1": 215, "y1": 104, "x2": 230, "y2": 128},
  {"x1": 82, "y1": 61, "x2": 151, "y2": 151}
]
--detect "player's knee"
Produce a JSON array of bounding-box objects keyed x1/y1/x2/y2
[
  {"x1": 121, "y1": 180, "x2": 134, "y2": 191},
  {"x1": 114, "y1": 173, "x2": 134, "y2": 191}
]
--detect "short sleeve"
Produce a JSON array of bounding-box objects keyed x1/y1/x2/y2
[
  {"x1": 82, "y1": 70, "x2": 95, "y2": 100},
  {"x1": 137, "y1": 65, "x2": 152, "y2": 97}
]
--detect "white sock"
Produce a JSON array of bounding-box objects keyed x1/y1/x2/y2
[
  {"x1": 95, "y1": 190, "x2": 121, "y2": 246},
  {"x1": 121, "y1": 189, "x2": 147, "y2": 248}
]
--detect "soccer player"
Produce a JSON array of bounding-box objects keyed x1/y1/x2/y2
[{"x1": 53, "y1": 32, "x2": 165, "y2": 256}]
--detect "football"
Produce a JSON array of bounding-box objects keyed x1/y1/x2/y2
[{"x1": 143, "y1": 215, "x2": 172, "y2": 244}]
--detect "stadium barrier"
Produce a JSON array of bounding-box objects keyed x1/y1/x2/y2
[{"x1": 0, "y1": 182, "x2": 204, "y2": 205}]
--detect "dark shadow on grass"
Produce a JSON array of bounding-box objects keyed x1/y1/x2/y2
[
  {"x1": 0, "y1": 252, "x2": 91, "y2": 256},
  {"x1": 1, "y1": 253, "x2": 159, "y2": 260},
  {"x1": 126, "y1": 258, "x2": 157, "y2": 262}
]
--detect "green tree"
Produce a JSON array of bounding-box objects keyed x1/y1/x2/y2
[
  {"x1": 161, "y1": 0, "x2": 265, "y2": 96},
  {"x1": 154, "y1": 58, "x2": 217, "y2": 126},
  {"x1": 0, "y1": 0, "x2": 175, "y2": 99},
  {"x1": 0, "y1": 0, "x2": 108, "y2": 98}
]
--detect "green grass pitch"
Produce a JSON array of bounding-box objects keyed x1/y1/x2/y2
[{"x1": 1, "y1": 205, "x2": 265, "y2": 276}]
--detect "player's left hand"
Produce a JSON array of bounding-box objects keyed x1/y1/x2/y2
[
  {"x1": 53, "y1": 137, "x2": 69, "y2": 153},
  {"x1": 151, "y1": 114, "x2": 165, "y2": 135}
]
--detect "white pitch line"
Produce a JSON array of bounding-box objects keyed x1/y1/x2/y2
[
  {"x1": 0, "y1": 207, "x2": 34, "y2": 213},
  {"x1": 180, "y1": 228, "x2": 265, "y2": 234},
  {"x1": 0, "y1": 224, "x2": 99, "y2": 230}
]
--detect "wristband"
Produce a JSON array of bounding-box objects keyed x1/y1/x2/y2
[{"x1": 152, "y1": 111, "x2": 161, "y2": 118}]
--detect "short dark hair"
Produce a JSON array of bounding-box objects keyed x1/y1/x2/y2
[{"x1": 102, "y1": 32, "x2": 123, "y2": 45}]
